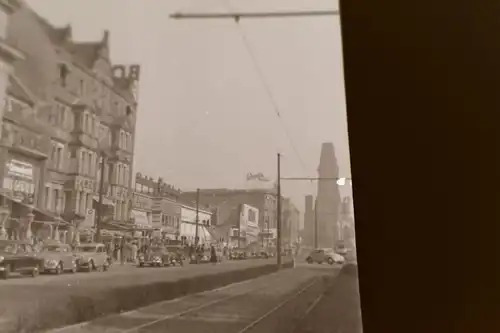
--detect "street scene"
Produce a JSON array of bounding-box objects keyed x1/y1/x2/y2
[{"x1": 0, "y1": 0, "x2": 361, "y2": 332}]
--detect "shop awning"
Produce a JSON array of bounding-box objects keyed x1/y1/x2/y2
[
  {"x1": 130, "y1": 210, "x2": 150, "y2": 226},
  {"x1": 100, "y1": 221, "x2": 160, "y2": 232},
  {"x1": 0, "y1": 193, "x2": 70, "y2": 225},
  {"x1": 93, "y1": 196, "x2": 115, "y2": 206}
]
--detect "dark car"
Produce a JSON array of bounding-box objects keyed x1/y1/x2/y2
[
  {"x1": 0, "y1": 240, "x2": 44, "y2": 279},
  {"x1": 138, "y1": 246, "x2": 180, "y2": 267}
]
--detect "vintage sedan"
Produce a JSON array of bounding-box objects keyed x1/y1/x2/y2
[
  {"x1": 39, "y1": 242, "x2": 77, "y2": 274},
  {"x1": 74, "y1": 243, "x2": 110, "y2": 272},
  {"x1": 138, "y1": 246, "x2": 179, "y2": 267},
  {"x1": 0, "y1": 240, "x2": 44, "y2": 279}
]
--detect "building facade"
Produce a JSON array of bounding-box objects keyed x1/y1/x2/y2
[
  {"x1": 316, "y1": 142, "x2": 342, "y2": 249},
  {"x1": 303, "y1": 195, "x2": 315, "y2": 247},
  {"x1": 181, "y1": 188, "x2": 278, "y2": 230},
  {"x1": 0, "y1": 3, "x2": 139, "y2": 242},
  {"x1": 283, "y1": 198, "x2": 300, "y2": 248},
  {"x1": 134, "y1": 173, "x2": 181, "y2": 240},
  {"x1": 339, "y1": 196, "x2": 356, "y2": 250},
  {"x1": 180, "y1": 204, "x2": 213, "y2": 245}
]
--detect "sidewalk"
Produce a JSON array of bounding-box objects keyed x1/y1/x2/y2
[{"x1": 295, "y1": 263, "x2": 363, "y2": 333}]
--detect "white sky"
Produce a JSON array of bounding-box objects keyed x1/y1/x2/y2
[{"x1": 26, "y1": 0, "x2": 352, "y2": 227}]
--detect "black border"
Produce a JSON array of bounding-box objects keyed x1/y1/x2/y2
[{"x1": 340, "y1": 0, "x2": 499, "y2": 332}]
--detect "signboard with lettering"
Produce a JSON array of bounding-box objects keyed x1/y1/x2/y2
[
  {"x1": 75, "y1": 178, "x2": 95, "y2": 192},
  {"x1": 3, "y1": 159, "x2": 36, "y2": 204},
  {"x1": 132, "y1": 193, "x2": 153, "y2": 210}
]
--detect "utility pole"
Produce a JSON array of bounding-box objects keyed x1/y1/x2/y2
[
  {"x1": 95, "y1": 152, "x2": 106, "y2": 243},
  {"x1": 314, "y1": 197, "x2": 318, "y2": 249},
  {"x1": 277, "y1": 153, "x2": 282, "y2": 269},
  {"x1": 237, "y1": 204, "x2": 241, "y2": 249},
  {"x1": 195, "y1": 188, "x2": 200, "y2": 246}
]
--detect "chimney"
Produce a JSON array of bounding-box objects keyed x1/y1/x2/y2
[{"x1": 102, "y1": 30, "x2": 109, "y2": 46}]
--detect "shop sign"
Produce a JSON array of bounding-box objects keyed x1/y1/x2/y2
[
  {"x1": 4, "y1": 159, "x2": 35, "y2": 204},
  {"x1": 132, "y1": 193, "x2": 153, "y2": 210},
  {"x1": 75, "y1": 178, "x2": 95, "y2": 192}
]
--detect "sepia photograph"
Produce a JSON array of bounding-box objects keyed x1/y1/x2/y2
[{"x1": 0, "y1": 1, "x2": 363, "y2": 332}]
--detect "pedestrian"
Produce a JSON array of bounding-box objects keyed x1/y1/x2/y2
[
  {"x1": 210, "y1": 245, "x2": 218, "y2": 264},
  {"x1": 131, "y1": 241, "x2": 138, "y2": 263},
  {"x1": 120, "y1": 237, "x2": 126, "y2": 265}
]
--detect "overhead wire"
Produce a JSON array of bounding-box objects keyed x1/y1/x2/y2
[{"x1": 219, "y1": 0, "x2": 311, "y2": 176}]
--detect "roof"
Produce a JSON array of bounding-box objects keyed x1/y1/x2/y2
[
  {"x1": 65, "y1": 41, "x2": 101, "y2": 68},
  {"x1": 182, "y1": 188, "x2": 278, "y2": 196},
  {"x1": 12, "y1": 3, "x2": 137, "y2": 104},
  {"x1": 7, "y1": 75, "x2": 36, "y2": 106}
]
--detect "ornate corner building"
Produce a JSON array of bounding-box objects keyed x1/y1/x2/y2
[{"x1": 0, "y1": 1, "x2": 139, "y2": 242}]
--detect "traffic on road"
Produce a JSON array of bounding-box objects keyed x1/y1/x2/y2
[{"x1": 0, "y1": 238, "x2": 279, "y2": 281}]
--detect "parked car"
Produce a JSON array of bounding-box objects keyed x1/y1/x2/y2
[
  {"x1": 139, "y1": 246, "x2": 179, "y2": 267},
  {"x1": 335, "y1": 244, "x2": 348, "y2": 256},
  {"x1": 257, "y1": 250, "x2": 270, "y2": 259},
  {"x1": 74, "y1": 243, "x2": 110, "y2": 272},
  {"x1": 39, "y1": 242, "x2": 77, "y2": 274},
  {"x1": 306, "y1": 248, "x2": 346, "y2": 265},
  {"x1": 0, "y1": 240, "x2": 44, "y2": 279}
]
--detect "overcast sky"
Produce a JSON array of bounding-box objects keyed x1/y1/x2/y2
[{"x1": 27, "y1": 0, "x2": 351, "y2": 224}]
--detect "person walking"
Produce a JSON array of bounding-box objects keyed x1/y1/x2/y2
[
  {"x1": 120, "y1": 237, "x2": 126, "y2": 265},
  {"x1": 210, "y1": 244, "x2": 218, "y2": 265},
  {"x1": 131, "y1": 241, "x2": 138, "y2": 263}
]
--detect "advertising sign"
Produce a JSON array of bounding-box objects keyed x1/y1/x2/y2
[{"x1": 3, "y1": 159, "x2": 35, "y2": 204}]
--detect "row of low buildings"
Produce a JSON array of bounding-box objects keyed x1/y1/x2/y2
[{"x1": 0, "y1": 1, "x2": 301, "y2": 249}]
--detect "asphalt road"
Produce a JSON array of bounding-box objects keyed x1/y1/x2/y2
[
  {"x1": 0, "y1": 258, "x2": 275, "y2": 287},
  {"x1": 49, "y1": 263, "x2": 340, "y2": 333},
  {"x1": 0, "y1": 259, "x2": 280, "y2": 330}
]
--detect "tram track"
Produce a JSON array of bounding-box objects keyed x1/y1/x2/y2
[{"x1": 48, "y1": 265, "x2": 338, "y2": 333}]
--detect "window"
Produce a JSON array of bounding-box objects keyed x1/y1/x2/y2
[
  {"x1": 59, "y1": 64, "x2": 68, "y2": 87},
  {"x1": 80, "y1": 191, "x2": 86, "y2": 215},
  {"x1": 52, "y1": 189, "x2": 58, "y2": 212},
  {"x1": 79, "y1": 79, "x2": 85, "y2": 96},
  {"x1": 4, "y1": 97, "x2": 12, "y2": 113},
  {"x1": 45, "y1": 186, "x2": 50, "y2": 210},
  {"x1": 57, "y1": 146, "x2": 63, "y2": 169},
  {"x1": 84, "y1": 113, "x2": 90, "y2": 133}
]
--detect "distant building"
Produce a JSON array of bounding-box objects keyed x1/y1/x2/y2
[
  {"x1": 316, "y1": 142, "x2": 342, "y2": 248},
  {"x1": 134, "y1": 173, "x2": 181, "y2": 240},
  {"x1": 283, "y1": 198, "x2": 300, "y2": 247},
  {"x1": 180, "y1": 204, "x2": 213, "y2": 245},
  {"x1": 303, "y1": 195, "x2": 315, "y2": 247},
  {"x1": 339, "y1": 196, "x2": 356, "y2": 250},
  {"x1": 180, "y1": 188, "x2": 279, "y2": 241}
]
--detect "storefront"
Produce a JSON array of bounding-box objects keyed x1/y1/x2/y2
[
  {"x1": 180, "y1": 205, "x2": 213, "y2": 245},
  {"x1": 131, "y1": 192, "x2": 153, "y2": 227},
  {"x1": 239, "y1": 204, "x2": 260, "y2": 247},
  {"x1": 152, "y1": 197, "x2": 181, "y2": 240},
  {"x1": 3, "y1": 157, "x2": 39, "y2": 205}
]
